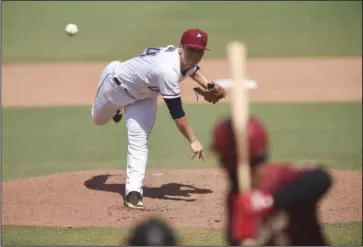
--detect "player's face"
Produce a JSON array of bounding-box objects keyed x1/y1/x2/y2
[{"x1": 180, "y1": 45, "x2": 205, "y2": 68}]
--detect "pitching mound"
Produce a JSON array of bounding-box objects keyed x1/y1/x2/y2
[{"x1": 2, "y1": 169, "x2": 362, "y2": 228}]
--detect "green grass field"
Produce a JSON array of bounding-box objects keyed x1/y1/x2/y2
[
  {"x1": 2, "y1": 1, "x2": 362, "y2": 62},
  {"x1": 2, "y1": 222, "x2": 362, "y2": 246},
  {"x1": 2, "y1": 103, "x2": 362, "y2": 181}
]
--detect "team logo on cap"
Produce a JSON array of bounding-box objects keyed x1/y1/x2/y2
[{"x1": 196, "y1": 32, "x2": 202, "y2": 38}]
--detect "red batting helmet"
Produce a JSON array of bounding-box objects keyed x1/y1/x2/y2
[
  {"x1": 180, "y1": 28, "x2": 209, "y2": 50},
  {"x1": 211, "y1": 116, "x2": 269, "y2": 170}
]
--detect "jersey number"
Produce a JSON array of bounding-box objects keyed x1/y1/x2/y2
[
  {"x1": 140, "y1": 48, "x2": 161, "y2": 58},
  {"x1": 139, "y1": 46, "x2": 177, "y2": 58}
]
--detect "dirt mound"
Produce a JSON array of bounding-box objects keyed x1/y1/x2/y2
[{"x1": 2, "y1": 169, "x2": 361, "y2": 228}]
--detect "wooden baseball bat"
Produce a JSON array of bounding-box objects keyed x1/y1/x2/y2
[{"x1": 226, "y1": 41, "x2": 251, "y2": 193}]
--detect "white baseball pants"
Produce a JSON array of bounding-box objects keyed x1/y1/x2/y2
[{"x1": 91, "y1": 61, "x2": 158, "y2": 197}]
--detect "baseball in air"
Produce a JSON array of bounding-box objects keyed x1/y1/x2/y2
[{"x1": 65, "y1": 23, "x2": 78, "y2": 36}]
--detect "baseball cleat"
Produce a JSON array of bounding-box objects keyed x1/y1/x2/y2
[
  {"x1": 124, "y1": 191, "x2": 144, "y2": 209},
  {"x1": 112, "y1": 109, "x2": 123, "y2": 123}
]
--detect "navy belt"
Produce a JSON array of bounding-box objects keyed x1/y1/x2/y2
[
  {"x1": 113, "y1": 77, "x2": 122, "y2": 86},
  {"x1": 113, "y1": 77, "x2": 136, "y2": 99}
]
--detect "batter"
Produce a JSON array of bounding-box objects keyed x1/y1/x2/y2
[{"x1": 91, "y1": 28, "x2": 226, "y2": 209}]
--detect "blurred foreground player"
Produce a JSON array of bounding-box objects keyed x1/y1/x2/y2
[
  {"x1": 211, "y1": 116, "x2": 333, "y2": 246},
  {"x1": 127, "y1": 217, "x2": 177, "y2": 246}
]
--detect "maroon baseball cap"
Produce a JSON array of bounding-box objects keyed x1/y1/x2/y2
[
  {"x1": 180, "y1": 28, "x2": 209, "y2": 50},
  {"x1": 211, "y1": 116, "x2": 269, "y2": 169}
]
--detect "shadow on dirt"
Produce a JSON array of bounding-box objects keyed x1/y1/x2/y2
[{"x1": 84, "y1": 174, "x2": 213, "y2": 202}]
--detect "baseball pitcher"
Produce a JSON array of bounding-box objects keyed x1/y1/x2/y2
[
  {"x1": 91, "y1": 28, "x2": 226, "y2": 209},
  {"x1": 210, "y1": 116, "x2": 333, "y2": 246}
]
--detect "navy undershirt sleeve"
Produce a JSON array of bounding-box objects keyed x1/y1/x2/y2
[{"x1": 164, "y1": 97, "x2": 185, "y2": 119}]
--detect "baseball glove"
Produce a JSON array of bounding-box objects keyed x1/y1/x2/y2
[{"x1": 193, "y1": 82, "x2": 227, "y2": 104}]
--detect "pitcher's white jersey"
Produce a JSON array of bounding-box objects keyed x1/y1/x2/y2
[{"x1": 112, "y1": 45, "x2": 199, "y2": 100}]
